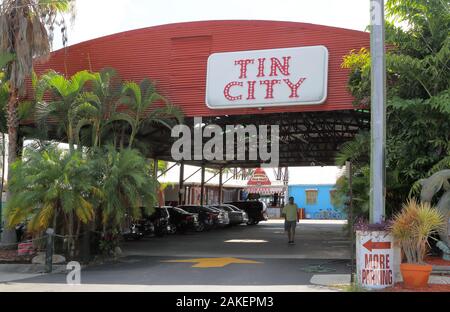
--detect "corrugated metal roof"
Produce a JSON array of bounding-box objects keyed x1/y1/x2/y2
[{"x1": 32, "y1": 20, "x2": 369, "y2": 117}]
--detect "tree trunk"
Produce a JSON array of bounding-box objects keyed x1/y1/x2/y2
[
  {"x1": 1, "y1": 133, "x2": 5, "y2": 197},
  {"x1": 81, "y1": 221, "x2": 91, "y2": 263},
  {"x1": 0, "y1": 133, "x2": 5, "y2": 237},
  {"x1": 119, "y1": 126, "x2": 125, "y2": 150},
  {"x1": 68, "y1": 211, "x2": 75, "y2": 258},
  {"x1": 1, "y1": 89, "x2": 19, "y2": 245},
  {"x1": 68, "y1": 122, "x2": 74, "y2": 153}
]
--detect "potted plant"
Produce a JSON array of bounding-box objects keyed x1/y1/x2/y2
[{"x1": 389, "y1": 199, "x2": 445, "y2": 289}]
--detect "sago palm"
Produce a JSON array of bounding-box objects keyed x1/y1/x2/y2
[
  {"x1": 93, "y1": 146, "x2": 157, "y2": 231},
  {"x1": 5, "y1": 147, "x2": 100, "y2": 256}
]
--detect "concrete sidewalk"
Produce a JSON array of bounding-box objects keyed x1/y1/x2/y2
[
  {"x1": 0, "y1": 283, "x2": 338, "y2": 292},
  {"x1": 0, "y1": 264, "x2": 67, "y2": 283}
]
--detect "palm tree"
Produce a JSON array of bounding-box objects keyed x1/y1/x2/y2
[
  {"x1": 93, "y1": 146, "x2": 157, "y2": 232},
  {"x1": 35, "y1": 70, "x2": 97, "y2": 152},
  {"x1": 5, "y1": 147, "x2": 99, "y2": 256},
  {"x1": 335, "y1": 131, "x2": 370, "y2": 167},
  {"x1": 74, "y1": 68, "x2": 132, "y2": 149},
  {"x1": 0, "y1": 0, "x2": 75, "y2": 244},
  {"x1": 120, "y1": 79, "x2": 183, "y2": 149},
  {"x1": 0, "y1": 52, "x2": 15, "y2": 234}
]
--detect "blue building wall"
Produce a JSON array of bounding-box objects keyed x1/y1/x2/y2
[{"x1": 288, "y1": 184, "x2": 344, "y2": 219}]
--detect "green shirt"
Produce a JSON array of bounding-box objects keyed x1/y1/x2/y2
[{"x1": 282, "y1": 204, "x2": 299, "y2": 221}]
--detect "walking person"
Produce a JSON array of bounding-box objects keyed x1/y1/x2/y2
[{"x1": 282, "y1": 197, "x2": 299, "y2": 245}]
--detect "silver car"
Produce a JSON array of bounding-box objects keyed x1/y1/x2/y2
[{"x1": 210, "y1": 204, "x2": 249, "y2": 225}]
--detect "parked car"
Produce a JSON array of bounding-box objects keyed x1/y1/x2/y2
[
  {"x1": 178, "y1": 205, "x2": 227, "y2": 230},
  {"x1": 147, "y1": 206, "x2": 172, "y2": 237},
  {"x1": 205, "y1": 206, "x2": 231, "y2": 227},
  {"x1": 225, "y1": 201, "x2": 268, "y2": 225},
  {"x1": 209, "y1": 205, "x2": 247, "y2": 225},
  {"x1": 166, "y1": 207, "x2": 200, "y2": 233},
  {"x1": 122, "y1": 218, "x2": 154, "y2": 240}
]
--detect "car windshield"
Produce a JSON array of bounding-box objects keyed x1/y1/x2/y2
[
  {"x1": 203, "y1": 207, "x2": 219, "y2": 213},
  {"x1": 173, "y1": 207, "x2": 188, "y2": 214},
  {"x1": 215, "y1": 206, "x2": 233, "y2": 212},
  {"x1": 179, "y1": 206, "x2": 200, "y2": 212},
  {"x1": 226, "y1": 205, "x2": 242, "y2": 211}
]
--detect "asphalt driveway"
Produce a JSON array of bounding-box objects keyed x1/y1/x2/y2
[{"x1": 2, "y1": 220, "x2": 352, "y2": 287}]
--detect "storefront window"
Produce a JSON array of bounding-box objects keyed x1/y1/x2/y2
[
  {"x1": 329, "y1": 189, "x2": 337, "y2": 202},
  {"x1": 305, "y1": 189, "x2": 318, "y2": 205}
]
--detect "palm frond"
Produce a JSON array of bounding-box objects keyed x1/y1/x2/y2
[
  {"x1": 121, "y1": 81, "x2": 141, "y2": 110},
  {"x1": 335, "y1": 131, "x2": 370, "y2": 166}
]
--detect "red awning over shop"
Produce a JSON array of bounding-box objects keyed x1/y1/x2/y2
[{"x1": 246, "y1": 186, "x2": 286, "y2": 195}]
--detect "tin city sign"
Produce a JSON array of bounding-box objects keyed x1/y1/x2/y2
[
  {"x1": 356, "y1": 231, "x2": 395, "y2": 289},
  {"x1": 206, "y1": 46, "x2": 329, "y2": 109}
]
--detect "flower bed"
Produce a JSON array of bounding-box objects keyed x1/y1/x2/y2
[{"x1": 0, "y1": 249, "x2": 35, "y2": 264}]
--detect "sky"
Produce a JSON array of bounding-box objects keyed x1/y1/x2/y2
[
  {"x1": 53, "y1": 0, "x2": 371, "y2": 50},
  {"x1": 1, "y1": 0, "x2": 368, "y2": 183}
]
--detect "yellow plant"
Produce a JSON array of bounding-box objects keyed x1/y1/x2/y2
[{"x1": 390, "y1": 199, "x2": 446, "y2": 264}]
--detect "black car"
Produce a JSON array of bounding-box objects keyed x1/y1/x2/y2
[
  {"x1": 147, "y1": 207, "x2": 171, "y2": 237},
  {"x1": 225, "y1": 201, "x2": 268, "y2": 225},
  {"x1": 178, "y1": 205, "x2": 223, "y2": 230},
  {"x1": 122, "y1": 217, "x2": 154, "y2": 240},
  {"x1": 166, "y1": 207, "x2": 200, "y2": 234}
]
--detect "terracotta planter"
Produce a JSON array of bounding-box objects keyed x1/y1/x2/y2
[{"x1": 400, "y1": 263, "x2": 433, "y2": 289}]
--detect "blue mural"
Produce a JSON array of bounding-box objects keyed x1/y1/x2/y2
[{"x1": 288, "y1": 184, "x2": 346, "y2": 220}]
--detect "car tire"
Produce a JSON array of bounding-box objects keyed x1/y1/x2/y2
[
  {"x1": 168, "y1": 225, "x2": 177, "y2": 235},
  {"x1": 196, "y1": 223, "x2": 205, "y2": 232}
]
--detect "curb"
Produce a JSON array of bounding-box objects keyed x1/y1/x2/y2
[
  {"x1": 0, "y1": 263, "x2": 91, "y2": 275},
  {"x1": 432, "y1": 265, "x2": 450, "y2": 274},
  {"x1": 0, "y1": 263, "x2": 69, "y2": 274}
]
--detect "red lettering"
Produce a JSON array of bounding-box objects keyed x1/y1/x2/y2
[
  {"x1": 235, "y1": 59, "x2": 254, "y2": 79},
  {"x1": 284, "y1": 78, "x2": 307, "y2": 98},
  {"x1": 257, "y1": 58, "x2": 266, "y2": 77},
  {"x1": 379, "y1": 254, "x2": 385, "y2": 269},
  {"x1": 386, "y1": 254, "x2": 390, "y2": 269},
  {"x1": 260, "y1": 80, "x2": 281, "y2": 99},
  {"x1": 365, "y1": 254, "x2": 373, "y2": 268},
  {"x1": 247, "y1": 81, "x2": 256, "y2": 100},
  {"x1": 270, "y1": 56, "x2": 291, "y2": 77},
  {"x1": 224, "y1": 81, "x2": 243, "y2": 101}
]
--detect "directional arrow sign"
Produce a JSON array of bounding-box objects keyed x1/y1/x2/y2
[
  {"x1": 363, "y1": 239, "x2": 391, "y2": 252},
  {"x1": 163, "y1": 257, "x2": 262, "y2": 268}
]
